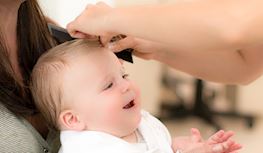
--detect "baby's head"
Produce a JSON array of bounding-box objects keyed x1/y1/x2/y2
[{"x1": 31, "y1": 39, "x2": 141, "y2": 137}]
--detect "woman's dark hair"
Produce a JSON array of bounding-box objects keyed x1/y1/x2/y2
[{"x1": 0, "y1": 0, "x2": 57, "y2": 116}]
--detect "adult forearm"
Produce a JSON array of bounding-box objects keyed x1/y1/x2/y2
[
  {"x1": 153, "y1": 48, "x2": 262, "y2": 85},
  {"x1": 108, "y1": 0, "x2": 263, "y2": 52}
]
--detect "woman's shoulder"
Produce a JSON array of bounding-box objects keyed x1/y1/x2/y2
[{"x1": 0, "y1": 104, "x2": 51, "y2": 153}]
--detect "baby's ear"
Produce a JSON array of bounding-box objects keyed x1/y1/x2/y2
[{"x1": 59, "y1": 110, "x2": 86, "y2": 131}]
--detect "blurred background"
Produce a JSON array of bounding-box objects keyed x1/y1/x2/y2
[{"x1": 39, "y1": 0, "x2": 263, "y2": 152}]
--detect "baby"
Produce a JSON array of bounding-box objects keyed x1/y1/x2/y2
[{"x1": 30, "y1": 39, "x2": 241, "y2": 153}]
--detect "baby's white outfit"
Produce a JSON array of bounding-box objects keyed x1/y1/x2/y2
[{"x1": 59, "y1": 110, "x2": 173, "y2": 153}]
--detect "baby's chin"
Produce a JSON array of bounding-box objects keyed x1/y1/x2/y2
[
  {"x1": 117, "y1": 112, "x2": 142, "y2": 138},
  {"x1": 127, "y1": 111, "x2": 142, "y2": 134}
]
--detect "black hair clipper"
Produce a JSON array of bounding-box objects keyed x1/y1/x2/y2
[{"x1": 48, "y1": 24, "x2": 133, "y2": 63}]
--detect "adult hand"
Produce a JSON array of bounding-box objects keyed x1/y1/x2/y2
[
  {"x1": 67, "y1": 2, "x2": 115, "y2": 45},
  {"x1": 106, "y1": 36, "x2": 171, "y2": 60}
]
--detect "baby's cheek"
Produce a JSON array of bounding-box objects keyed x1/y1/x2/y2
[
  {"x1": 131, "y1": 82, "x2": 141, "y2": 95},
  {"x1": 103, "y1": 103, "x2": 122, "y2": 124}
]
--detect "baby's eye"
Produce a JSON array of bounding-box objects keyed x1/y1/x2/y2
[
  {"x1": 122, "y1": 74, "x2": 129, "y2": 79},
  {"x1": 104, "y1": 82, "x2": 113, "y2": 90}
]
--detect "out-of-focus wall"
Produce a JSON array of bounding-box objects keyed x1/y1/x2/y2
[{"x1": 239, "y1": 77, "x2": 263, "y2": 116}]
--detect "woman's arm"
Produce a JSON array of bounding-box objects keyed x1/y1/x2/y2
[
  {"x1": 68, "y1": 0, "x2": 263, "y2": 52},
  {"x1": 109, "y1": 37, "x2": 263, "y2": 84},
  {"x1": 154, "y1": 47, "x2": 263, "y2": 85},
  {"x1": 67, "y1": 0, "x2": 263, "y2": 84}
]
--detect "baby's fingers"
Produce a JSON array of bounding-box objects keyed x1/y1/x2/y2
[
  {"x1": 220, "y1": 131, "x2": 234, "y2": 142},
  {"x1": 212, "y1": 139, "x2": 242, "y2": 153},
  {"x1": 208, "y1": 130, "x2": 224, "y2": 144},
  {"x1": 212, "y1": 140, "x2": 234, "y2": 152},
  {"x1": 226, "y1": 142, "x2": 242, "y2": 153},
  {"x1": 208, "y1": 130, "x2": 234, "y2": 144}
]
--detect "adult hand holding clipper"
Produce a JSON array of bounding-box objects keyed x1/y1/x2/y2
[
  {"x1": 67, "y1": 1, "x2": 263, "y2": 85},
  {"x1": 49, "y1": 23, "x2": 133, "y2": 63}
]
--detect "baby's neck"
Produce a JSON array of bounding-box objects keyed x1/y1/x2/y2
[{"x1": 121, "y1": 130, "x2": 138, "y2": 143}]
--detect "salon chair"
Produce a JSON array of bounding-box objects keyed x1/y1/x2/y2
[{"x1": 158, "y1": 68, "x2": 255, "y2": 131}]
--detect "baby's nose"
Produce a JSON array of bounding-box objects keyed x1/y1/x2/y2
[{"x1": 119, "y1": 79, "x2": 130, "y2": 93}]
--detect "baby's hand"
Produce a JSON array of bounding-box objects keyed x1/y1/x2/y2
[
  {"x1": 172, "y1": 128, "x2": 242, "y2": 153},
  {"x1": 207, "y1": 130, "x2": 233, "y2": 144},
  {"x1": 207, "y1": 130, "x2": 242, "y2": 153}
]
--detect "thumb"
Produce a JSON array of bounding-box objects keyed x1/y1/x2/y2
[
  {"x1": 191, "y1": 128, "x2": 202, "y2": 143},
  {"x1": 100, "y1": 34, "x2": 115, "y2": 46},
  {"x1": 67, "y1": 21, "x2": 79, "y2": 37}
]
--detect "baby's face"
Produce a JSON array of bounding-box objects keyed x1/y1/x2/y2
[{"x1": 62, "y1": 47, "x2": 141, "y2": 137}]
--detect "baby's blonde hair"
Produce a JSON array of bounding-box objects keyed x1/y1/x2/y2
[{"x1": 30, "y1": 39, "x2": 102, "y2": 130}]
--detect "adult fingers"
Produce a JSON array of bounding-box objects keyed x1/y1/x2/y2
[
  {"x1": 133, "y1": 50, "x2": 153, "y2": 60},
  {"x1": 100, "y1": 34, "x2": 116, "y2": 46},
  {"x1": 67, "y1": 4, "x2": 94, "y2": 37},
  {"x1": 108, "y1": 36, "x2": 135, "y2": 52}
]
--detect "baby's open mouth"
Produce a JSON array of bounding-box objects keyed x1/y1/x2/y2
[{"x1": 123, "y1": 100, "x2": 135, "y2": 109}]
